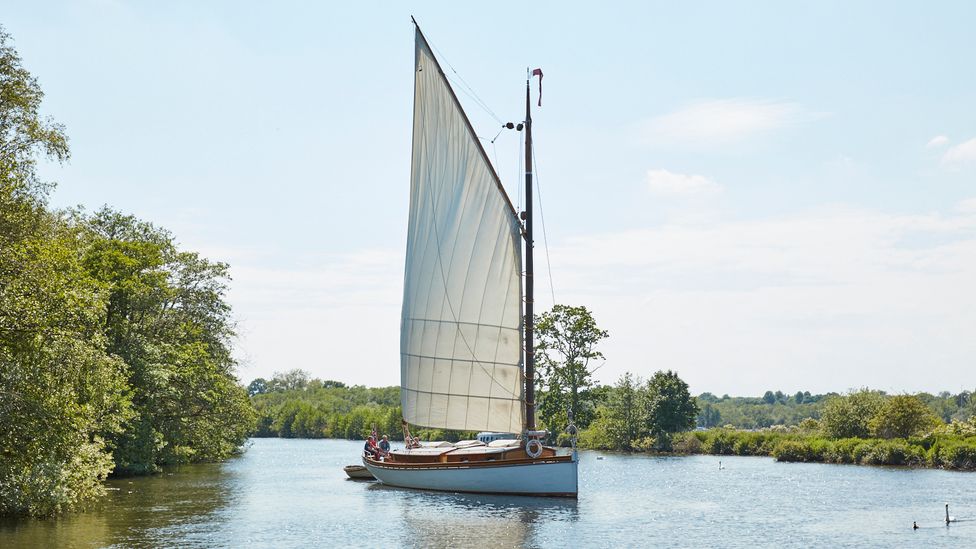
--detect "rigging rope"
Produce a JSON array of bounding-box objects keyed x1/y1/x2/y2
[
  {"x1": 532, "y1": 147, "x2": 557, "y2": 307},
  {"x1": 430, "y1": 40, "x2": 504, "y2": 124}
]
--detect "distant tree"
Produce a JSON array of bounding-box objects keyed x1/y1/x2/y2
[
  {"x1": 794, "y1": 391, "x2": 805, "y2": 404},
  {"x1": 603, "y1": 372, "x2": 645, "y2": 450},
  {"x1": 698, "y1": 402, "x2": 722, "y2": 428},
  {"x1": 322, "y1": 380, "x2": 347, "y2": 389},
  {"x1": 774, "y1": 390, "x2": 786, "y2": 404},
  {"x1": 798, "y1": 417, "x2": 820, "y2": 432},
  {"x1": 762, "y1": 391, "x2": 776, "y2": 405},
  {"x1": 644, "y1": 370, "x2": 699, "y2": 443},
  {"x1": 535, "y1": 305, "x2": 608, "y2": 437},
  {"x1": 269, "y1": 369, "x2": 311, "y2": 392},
  {"x1": 248, "y1": 378, "x2": 269, "y2": 396},
  {"x1": 869, "y1": 395, "x2": 942, "y2": 439},
  {"x1": 698, "y1": 392, "x2": 718, "y2": 403},
  {"x1": 820, "y1": 389, "x2": 885, "y2": 439}
]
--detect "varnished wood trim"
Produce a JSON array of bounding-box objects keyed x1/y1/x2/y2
[{"x1": 364, "y1": 454, "x2": 574, "y2": 470}]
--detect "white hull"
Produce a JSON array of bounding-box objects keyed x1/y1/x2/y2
[{"x1": 363, "y1": 453, "x2": 578, "y2": 497}]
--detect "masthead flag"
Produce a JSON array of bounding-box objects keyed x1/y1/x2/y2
[{"x1": 532, "y1": 68, "x2": 543, "y2": 106}]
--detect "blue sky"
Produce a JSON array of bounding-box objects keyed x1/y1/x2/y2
[{"x1": 6, "y1": 2, "x2": 975, "y2": 394}]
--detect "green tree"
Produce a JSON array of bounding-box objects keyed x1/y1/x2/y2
[
  {"x1": 820, "y1": 389, "x2": 886, "y2": 439},
  {"x1": 81, "y1": 208, "x2": 254, "y2": 473},
  {"x1": 869, "y1": 395, "x2": 941, "y2": 439},
  {"x1": 535, "y1": 305, "x2": 608, "y2": 438},
  {"x1": 644, "y1": 370, "x2": 698, "y2": 444},
  {"x1": 268, "y1": 369, "x2": 311, "y2": 392},
  {"x1": 248, "y1": 377, "x2": 269, "y2": 396},
  {"x1": 602, "y1": 372, "x2": 645, "y2": 450},
  {"x1": 698, "y1": 392, "x2": 718, "y2": 403},
  {"x1": 697, "y1": 402, "x2": 722, "y2": 428},
  {"x1": 0, "y1": 26, "x2": 129, "y2": 516}
]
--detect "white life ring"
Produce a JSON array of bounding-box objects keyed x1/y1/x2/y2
[{"x1": 526, "y1": 439, "x2": 543, "y2": 459}]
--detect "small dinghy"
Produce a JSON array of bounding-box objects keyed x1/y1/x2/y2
[{"x1": 344, "y1": 465, "x2": 375, "y2": 480}]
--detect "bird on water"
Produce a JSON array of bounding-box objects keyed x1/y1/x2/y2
[{"x1": 946, "y1": 503, "x2": 956, "y2": 524}]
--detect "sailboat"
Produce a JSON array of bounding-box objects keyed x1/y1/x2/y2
[{"x1": 361, "y1": 21, "x2": 579, "y2": 497}]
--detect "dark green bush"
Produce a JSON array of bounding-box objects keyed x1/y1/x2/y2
[
  {"x1": 703, "y1": 430, "x2": 737, "y2": 455},
  {"x1": 932, "y1": 438, "x2": 976, "y2": 469},
  {"x1": 671, "y1": 432, "x2": 702, "y2": 454},
  {"x1": 772, "y1": 439, "x2": 814, "y2": 462},
  {"x1": 860, "y1": 439, "x2": 924, "y2": 466}
]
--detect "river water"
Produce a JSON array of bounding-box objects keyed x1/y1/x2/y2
[{"x1": 2, "y1": 438, "x2": 974, "y2": 548}]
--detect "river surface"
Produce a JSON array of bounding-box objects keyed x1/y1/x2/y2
[{"x1": 2, "y1": 438, "x2": 975, "y2": 548}]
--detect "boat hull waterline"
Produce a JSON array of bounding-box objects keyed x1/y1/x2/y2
[{"x1": 362, "y1": 454, "x2": 578, "y2": 497}]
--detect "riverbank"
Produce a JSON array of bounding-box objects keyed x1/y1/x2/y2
[{"x1": 667, "y1": 429, "x2": 976, "y2": 470}]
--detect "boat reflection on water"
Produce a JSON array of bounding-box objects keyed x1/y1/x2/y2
[{"x1": 367, "y1": 482, "x2": 578, "y2": 547}]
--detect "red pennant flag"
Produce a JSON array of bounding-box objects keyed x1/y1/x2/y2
[{"x1": 532, "y1": 68, "x2": 543, "y2": 106}]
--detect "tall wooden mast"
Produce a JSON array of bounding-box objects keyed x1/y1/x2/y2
[{"x1": 523, "y1": 76, "x2": 536, "y2": 433}]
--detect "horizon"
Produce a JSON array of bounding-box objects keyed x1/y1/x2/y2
[
  {"x1": 5, "y1": 2, "x2": 975, "y2": 395},
  {"x1": 244, "y1": 370, "x2": 972, "y2": 400}
]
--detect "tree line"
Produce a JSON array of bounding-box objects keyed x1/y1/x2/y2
[
  {"x1": 247, "y1": 304, "x2": 976, "y2": 472},
  {"x1": 0, "y1": 27, "x2": 253, "y2": 517},
  {"x1": 672, "y1": 390, "x2": 976, "y2": 469},
  {"x1": 694, "y1": 389, "x2": 975, "y2": 430}
]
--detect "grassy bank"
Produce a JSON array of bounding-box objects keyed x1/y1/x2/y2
[{"x1": 667, "y1": 428, "x2": 976, "y2": 470}]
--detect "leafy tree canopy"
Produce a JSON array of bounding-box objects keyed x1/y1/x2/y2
[{"x1": 535, "y1": 304, "x2": 608, "y2": 439}]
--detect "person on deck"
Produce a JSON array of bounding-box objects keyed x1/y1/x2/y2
[
  {"x1": 379, "y1": 435, "x2": 391, "y2": 456},
  {"x1": 364, "y1": 436, "x2": 379, "y2": 458}
]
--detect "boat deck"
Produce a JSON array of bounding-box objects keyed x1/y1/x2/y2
[{"x1": 376, "y1": 442, "x2": 567, "y2": 466}]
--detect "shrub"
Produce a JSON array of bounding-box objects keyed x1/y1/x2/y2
[
  {"x1": 578, "y1": 419, "x2": 614, "y2": 450},
  {"x1": 932, "y1": 438, "x2": 976, "y2": 469},
  {"x1": 703, "y1": 430, "x2": 737, "y2": 455},
  {"x1": 825, "y1": 438, "x2": 860, "y2": 463},
  {"x1": 671, "y1": 432, "x2": 702, "y2": 454},
  {"x1": 772, "y1": 439, "x2": 813, "y2": 462},
  {"x1": 860, "y1": 439, "x2": 924, "y2": 466},
  {"x1": 821, "y1": 390, "x2": 885, "y2": 439},
  {"x1": 732, "y1": 432, "x2": 777, "y2": 456},
  {"x1": 869, "y1": 395, "x2": 941, "y2": 439},
  {"x1": 632, "y1": 436, "x2": 658, "y2": 452},
  {"x1": 798, "y1": 417, "x2": 821, "y2": 432}
]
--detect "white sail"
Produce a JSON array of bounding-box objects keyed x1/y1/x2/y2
[{"x1": 400, "y1": 29, "x2": 524, "y2": 433}]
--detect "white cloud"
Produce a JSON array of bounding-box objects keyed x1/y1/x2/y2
[
  {"x1": 926, "y1": 135, "x2": 949, "y2": 148},
  {"x1": 226, "y1": 248, "x2": 403, "y2": 384},
  {"x1": 646, "y1": 169, "x2": 722, "y2": 196},
  {"x1": 640, "y1": 98, "x2": 811, "y2": 146},
  {"x1": 958, "y1": 197, "x2": 976, "y2": 214},
  {"x1": 548, "y1": 207, "x2": 976, "y2": 395},
  {"x1": 225, "y1": 206, "x2": 976, "y2": 396},
  {"x1": 942, "y1": 137, "x2": 976, "y2": 166}
]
